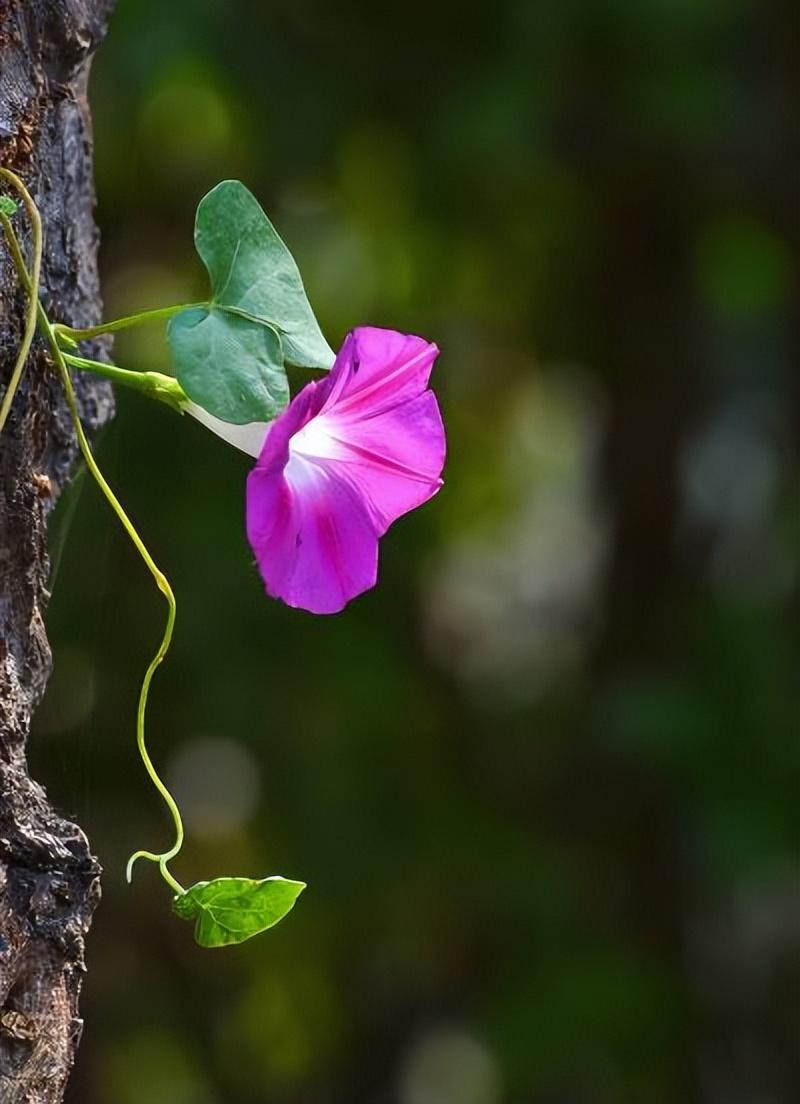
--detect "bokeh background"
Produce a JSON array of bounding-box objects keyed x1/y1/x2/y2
[{"x1": 30, "y1": 1, "x2": 798, "y2": 1102}]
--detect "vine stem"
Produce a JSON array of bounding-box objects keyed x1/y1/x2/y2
[
  {"x1": 61, "y1": 351, "x2": 189, "y2": 413},
  {"x1": 0, "y1": 182, "x2": 186, "y2": 897},
  {"x1": 0, "y1": 169, "x2": 42, "y2": 433},
  {"x1": 53, "y1": 301, "x2": 205, "y2": 344}
]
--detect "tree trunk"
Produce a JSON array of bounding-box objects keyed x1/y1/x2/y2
[{"x1": 0, "y1": 1, "x2": 114, "y2": 1100}]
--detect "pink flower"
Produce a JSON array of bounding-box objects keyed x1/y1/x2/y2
[{"x1": 246, "y1": 326, "x2": 445, "y2": 614}]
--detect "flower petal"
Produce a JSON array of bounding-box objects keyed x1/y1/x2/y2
[
  {"x1": 320, "y1": 326, "x2": 439, "y2": 419},
  {"x1": 309, "y1": 391, "x2": 445, "y2": 534},
  {"x1": 246, "y1": 453, "x2": 378, "y2": 614},
  {"x1": 253, "y1": 377, "x2": 330, "y2": 470}
]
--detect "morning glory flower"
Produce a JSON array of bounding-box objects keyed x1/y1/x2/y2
[
  {"x1": 184, "y1": 400, "x2": 271, "y2": 458},
  {"x1": 245, "y1": 326, "x2": 445, "y2": 614}
]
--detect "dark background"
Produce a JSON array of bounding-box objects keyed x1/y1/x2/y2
[{"x1": 31, "y1": 2, "x2": 798, "y2": 1102}]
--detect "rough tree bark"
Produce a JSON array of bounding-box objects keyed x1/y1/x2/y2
[{"x1": 0, "y1": 2, "x2": 114, "y2": 1101}]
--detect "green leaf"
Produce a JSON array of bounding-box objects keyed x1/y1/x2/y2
[
  {"x1": 173, "y1": 876, "x2": 306, "y2": 948},
  {"x1": 168, "y1": 307, "x2": 288, "y2": 424},
  {"x1": 193, "y1": 180, "x2": 335, "y2": 371},
  {"x1": 0, "y1": 196, "x2": 17, "y2": 217},
  {"x1": 167, "y1": 179, "x2": 334, "y2": 424}
]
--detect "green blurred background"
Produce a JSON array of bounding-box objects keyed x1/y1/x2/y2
[{"x1": 31, "y1": 1, "x2": 798, "y2": 1101}]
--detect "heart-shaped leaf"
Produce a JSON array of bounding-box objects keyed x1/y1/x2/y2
[
  {"x1": 194, "y1": 180, "x2": 335, "y2": 371},
  {"x1": 173, "y1": 876, "x2": 306, "y2": 948},
  {"x1": 168, "y1": 180, "x2": 334, "y2": 424},
  {"x1": 168, "y1": 307, "x2": 287, "y2": 425},
  {"x1": 0, "y1": 196, "x2": 17, "y2": 217}
]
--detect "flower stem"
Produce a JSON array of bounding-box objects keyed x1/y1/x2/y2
[
  {"x1": 53, "y1": 301, "x2": 205, "y2": 345},
  {"x1": 0, "y1": 196, "x2": 186, "y2": 898},
  {"x1": 62, "y1": 352, "x2": 189, "y2": 414},
  {"x1": 0, "y1": 169, "x2": 43, "y2": 433}
]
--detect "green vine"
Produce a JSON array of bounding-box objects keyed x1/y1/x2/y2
[
  {"x1": 0, "y1": 170, "x2": 185, "y2": 897},
  {"x1": 0, "y1": 169, "x2": 42, "y2": 434},
  {"x1": 53, "y1": 302, "x2": 204, "y2": 345},
  {"x1": 0, "y1": 171, "x2": 306, "y2": 946}
]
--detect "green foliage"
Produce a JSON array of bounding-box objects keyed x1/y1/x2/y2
[
  {"x1": 168, "y1": 180, "x2": 334, "y2": 424},
  {"x1": 168, "y1": 306, "x2": 287, "y2": 424},
  {"x1": 173, "y1": 876, "x2": 306, "y2": 948},
  {"x1": 194, "y1": 181, "x2": 334, "y2": 370},
  {"x1": 0, "y1": 196, "x2": 17, "y2": 216}
]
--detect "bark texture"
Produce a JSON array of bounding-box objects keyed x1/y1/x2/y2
[{"x1": 0, "y1": 2, "x2": 114, "y2": 1100}]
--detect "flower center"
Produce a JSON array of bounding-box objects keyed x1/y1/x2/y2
[{"x1": 290, "y1": 414, "x2": 337, "y2": 462}]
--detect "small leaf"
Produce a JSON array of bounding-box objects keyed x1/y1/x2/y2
[
  {"x1": 168, "y1": 307, "x2": 288, "y2": 424},
  {"x1": 173, "y1": 876, "x2": 306, "y2": 948},
  {"x1": 0, "y1": 196, "x2": 17, "y2": 217},
  {"x1": 194, "y1": 180, "x2": 335, "y2": 371}
]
